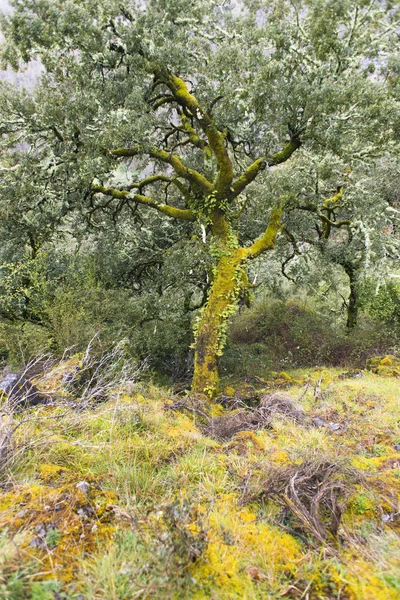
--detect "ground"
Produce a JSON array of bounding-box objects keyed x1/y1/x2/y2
[{"x1": 0, "y1": 360, "x2": 399, "y2": 599}]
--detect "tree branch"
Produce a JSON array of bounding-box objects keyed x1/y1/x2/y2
[
  {"x1": 91, "y1": 185, "x2": 196, "y2": 221},
  {"x1": 151, "y1": 95, "x2": 176, "y2": 110},
  {"x1": 179, "y1": 112, "x2": 207, "y2": 150},
  {"x1": 229, "y1": 137, "x2": 302, "y2": 199},
  {"x1": 110, "y1": 146, "x2": 214, "y2": 194},
  {"x1": 126, "y1": 174, "x2": 171, "y2": 191},
  {"x1": 153, "y1": 69, "x2": 234, "y2": 198},
  {"x1": 126, "y1": 174, "x2": 195, "y2": 208},
  {"x1": 245, "y1": 207, "x2": 283, "y2": 259}
]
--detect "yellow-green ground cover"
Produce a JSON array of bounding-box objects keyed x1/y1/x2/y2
[{"x1": 0, "y1": 360, "x2": 399, "y2": 599}]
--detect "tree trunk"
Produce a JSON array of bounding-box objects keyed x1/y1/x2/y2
[
  {"x1": 344, "y1": 265, "x2": 359, "y2": 330},
  {"x1": 191, "y1": 247, "x2": 247, "y2": 397},
  {"x1": 191, "y1": 206, "x2": 282, "y2": 397}
]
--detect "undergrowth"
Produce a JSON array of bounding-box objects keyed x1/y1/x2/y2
[{"x1": 0, "y1": 358, "x2": 399, "y2": 599}]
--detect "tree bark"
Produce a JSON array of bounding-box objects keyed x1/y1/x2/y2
[
  {"x1": 344, "y1": 264, "x2": 359, "y2": 330},
  {"x1": 191, "y1": 206, "x2": 282, "y2": 397},
  {"x1": 191, "y1": 247, "x2": 247, "y2": 397}
]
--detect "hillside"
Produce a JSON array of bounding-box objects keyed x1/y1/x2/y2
[{"x1": 0, "y1": 357, "x2": 399, "y2": 599}]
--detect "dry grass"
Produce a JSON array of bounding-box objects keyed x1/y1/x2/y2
[
  {"x1": 204, "y1": 392, "x2": 303, "y2": 441},
  {"x1": 241, "y1": 455, "x2": 360, "y2": 546}
]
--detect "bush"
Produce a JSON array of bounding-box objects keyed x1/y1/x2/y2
[
  {"x1": 221, "y1": 298, "x2": 400, "y2": 377},
  {"x1": 0, "y1": 251, "x2": 195, "y2": 382},
  {"x1": 359, "y1": 279, "x2": 400, "y2": 325}
]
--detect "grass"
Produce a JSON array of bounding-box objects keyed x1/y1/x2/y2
[{"x1": 0, "y1": 360, "x2": 399, "y2": 599}]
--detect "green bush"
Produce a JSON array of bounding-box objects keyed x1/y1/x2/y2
[
  {"x1": 359, "y1": 280, "x2": 400, "y2": 325},
  {"x1": 221, "y1": 297, "x2": 400, "y2": 377},
  {"x1": 0, "y1": 250, "x2": 195, "y2": 380}
]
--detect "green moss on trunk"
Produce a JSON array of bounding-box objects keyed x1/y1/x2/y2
[{"x1": 192, "y1": 247, "x2": 247, "y2": 398}]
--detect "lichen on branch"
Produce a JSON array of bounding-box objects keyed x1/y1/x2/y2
[
  {"x1": 246, "y1": 207, "x2": 283, "y2": 259},
  {"x1": 91, "y1": 185, "x2": 196, "y2": 221}
]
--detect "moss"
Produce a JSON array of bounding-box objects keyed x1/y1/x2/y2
[
  {"x1": 192, "y1": 244, "x2": 248, "y2": 397},
  {"x1": 380, "y1": 356, "x2": 393, "y2": 366},
  {"x1": 352, "y1": 454, "x2": 398, "y2": 471},
  {"x1": 269, "y1": 137, "x2": 301, "y2": 166},
  {"x1": 0, "y1": 480, "x2": 119, "y2": 583},
  {"x1": 163, "y1": 413, "x2": 201, "y2": 440},
  {"x1": 348, "y1": 490, "x2": 378, "y2": 516},
  {"x1": 2, "y1": 365, "x2": 400, "y2": 597},
  {"x1": 366, "y1": 355, "x2": 400, "y2": 377},
  {"x1": 191, "y1": 495, "x2": 301, "y2": 598},
  {"x1": 223, "y1": 386, "x2": 236, "y2": 397},
  {"x1": 92, "y1": 184, "x2": 196, "y2": 221},
  {"x1": 38, "y1": 463, "x2": 70, "y2": 483},
  {"x1": 227, "y1": 430, "x2": 265, "y2": 455},
  {"x1": 342, "y1": 556, "x2": 400, "y2": 600},
  {"x1": 245, "y1": 207, "x2": 282, "y2": 259},
  {"x1": 229, "y1": 157, "x2": 267, "y2": 198},
  {"x1": 209, "y1": 403, "x2": 225, "y2": 417}
]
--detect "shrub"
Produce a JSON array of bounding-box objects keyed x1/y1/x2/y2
[
  {"x1": 222, "y1": 297, "x2": 400, "y2": 376},
  {"x1": 359, "y1": 279, "x2": 400, "y2": 326}
]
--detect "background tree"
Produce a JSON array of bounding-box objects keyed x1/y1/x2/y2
[
  {"x1": 251, "y1": 153, "x2": 400, "y2": 330},
  {"x1": 0, "y1": 0, "x2": 399, "y2": 396}
]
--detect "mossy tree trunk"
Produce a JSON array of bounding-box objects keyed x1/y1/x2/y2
[
  {"x1": 192, "y1": 208, "x2": 283, "y2": 397},
  {"x1": 344, "y1": 264, "x2": 360, "y2": 330},
  {"x1": 191, "y1": 245, "x2": 247, "y2": 396}
]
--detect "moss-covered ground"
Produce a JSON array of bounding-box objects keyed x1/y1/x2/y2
[{"x1": 0, "y1": 361, "x2": 399, "y2": 599}]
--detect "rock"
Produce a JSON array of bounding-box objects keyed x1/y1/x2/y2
[
  {"x1": 77, "y1": 508, "x2": 89, "y2": 519},
  {"x1": 382, "y1": 512, "x2": 394, "y2": 523},
  {"x1": 338, "y1": 370, "x2": 364, "y2": 379},
  {"x1": 328, "y1": 423, "x2": 341, "y2": 432},
  {"x1": 15, "y1": 509, "x2": 28, "y2": 519},
  {"x1": 312, "y1": 417, "x2": 326, "y2": 427},
  {"x1": 76, "y1": 481, "x2": 90, "y2": 495},
  {"x1": 0, "y1": 373, "x2": 45, "y2": 409}
]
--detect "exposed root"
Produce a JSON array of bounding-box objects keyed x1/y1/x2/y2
[{"x1": 242, "y1": 457, "x2": 360, "y2": 547}]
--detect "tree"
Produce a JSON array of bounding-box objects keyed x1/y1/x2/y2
[
  {"x1": 0, "y1": 0, "x2": 399, "y2": 396},
  {"x1": 254, "y1": 152, "x2": 400, "y2": 330}
]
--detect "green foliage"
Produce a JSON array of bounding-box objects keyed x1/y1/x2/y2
[
  {"x1": 0, "y1": 321, "x2": 51, "y2": 365},
  {"x1": 360, "y1": 280, "x2": 400, "y2": 325},
  {"x1": 0, "y1": 530, "x2": 74, "y2": 599},
  {"x1": 45, "y1": 528, "x2": 62, "y2": 548},
  {"x1": 82, "y1": 500, "x2": 207, "y2": 598},
  {"x1": 222, "y1": 297, "x2": 400, "y2": 377},
  {"x1": 0, "y1": 240, "x2": 201, "y2": 379},
  {"x1": 350, "y1": 491, "x2": 377, "y2": 515},
  {"x1": 0, "y1": 256, "x2": 50, "y2": 324}
]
